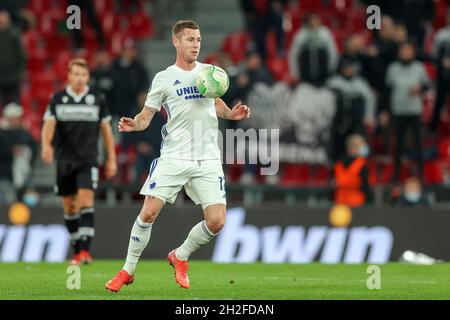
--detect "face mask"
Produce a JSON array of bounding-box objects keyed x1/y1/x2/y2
[
  {"x1": 359, "y1": 144, "x2": 369, "y2": 157},
  {"x1": 405, "y1": 192, "x2": 421, "y2": 203},
  {"x1": 23, "y1": 193, "x2": 39, "y2": 207}
]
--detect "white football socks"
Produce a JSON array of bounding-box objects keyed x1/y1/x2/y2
[
  {"x1": 123, "y1": 215, "x2": 153, "y2": 275},
  {"x1": 175, "y1": 220, "x2": 217, "y2": 261}
]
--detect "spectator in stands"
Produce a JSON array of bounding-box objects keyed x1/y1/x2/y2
[
  {"x1": 111, "y1": 40, "x2": 153, "y2": 181},
  {"x1": 429, "y1": 11, "x2": 450, "y2": 133},
  {"x1": 387, "y1": 0, "x2": 434, "y2": 55},
  {"x1": 0, "y1": 0, "x2": 30, "y2": 31},
  {"x1": 90, "y1": 51, "x2": 116, "y2": 122},
  {"x1": 68, "y1": 0, "x2": 106, "y2": 50},
  {"x1": 0, "y1": 103, "x2": 37, "y2": 204},
  {"x1": 288, "y1": 12, "x2": 338, "y2": 86},
  {"x1": 386, "y1": 42, "x2": 431, "y2": 182},
  {"x1": 111, "y1": 39, "x2": 150, "y2": 121},
  {"x1": 327, "y1": 59, "x2": 376, "y2": 161},
  {"x1": 333, "y1": 134, "x2": 373, "y2": 208},
  {"x1": 0, "y1": 10, "x2": 25, "y2": 110},
  {"x1": 225, "y1": 51, "x2": 273, "y2": 116},
  {"x1": 340, "y1": 34, "x2": 372, "y2": 82},
  {"x1": 224, "y1": 51, "x2": 275, "y2": 185},
  {"x1": 368, "y1": 15, "x2": 398, "y2": 97},
  {"x1": 395, "y1": 176, "x2": 430, "y2": 207},
  {"x1": 369, "y1": 17, "x2": 404, "y2": 156},
  {"x1": 240, "y1": 0, "x2": 286, "y2": 59}
]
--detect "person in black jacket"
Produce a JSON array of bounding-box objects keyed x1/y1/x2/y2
[
  {"x1": 0, "y1": 10, "x2": 25, "y2": 109},
  {"x1": 429, "y1": 11, "x2": 450, "y2": 133},
  {"x1": 240, "y1": 0, "x2": 286, "y2": 59},
  {"x1": 0, "y1": 103, "x2": 37, "y2": 204}
]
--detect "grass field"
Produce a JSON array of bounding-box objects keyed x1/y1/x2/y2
[{"x1": 0, "y1": 261, "x2": 449, "y2": 300}]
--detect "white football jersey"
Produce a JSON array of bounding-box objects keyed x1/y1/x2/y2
[{"x1": 144, "y1": 62, "x2": 221, "y2": 160}]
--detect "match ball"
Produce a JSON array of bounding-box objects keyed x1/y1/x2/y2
[{"x1": 196, "y1": 65, "x2": 229, "y2": 98}]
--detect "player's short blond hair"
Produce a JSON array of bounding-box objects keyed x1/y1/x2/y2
[
  {"x1": 172, "y1": 20, "x2": 200, "y2": 38},
  {"x1": 68, "y1": 58, "x2": 89, "y2": 72}
]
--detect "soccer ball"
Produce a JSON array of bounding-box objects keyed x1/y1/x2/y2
[{"x1": 196, "y1": 65, "x2": 229, "y2": 98}]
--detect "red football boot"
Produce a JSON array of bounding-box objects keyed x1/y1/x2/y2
[
  {"x1": 105, "y1": 270, "x2": 134, "y2": 292},
  {"x1": 79, "y1": 250, "x2": 93, "y2": 265},
  {"x1": 168, "y1": 249, "x2": 190, "y2": 289},
  {"x1": 69, "y1": 253, "x2": 82, "y2": 265}
]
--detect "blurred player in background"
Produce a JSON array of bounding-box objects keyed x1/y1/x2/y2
[
  {"x1": 41, "y1": 58, "x2": 117, "y2": 265},
  {"x1": 106, "y1": 20, "x2": 250, "y2": 292}
]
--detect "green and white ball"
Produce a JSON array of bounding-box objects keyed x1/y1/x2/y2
[{"x1": 196, "y1": 65, "x2": 230, "y2": 98}]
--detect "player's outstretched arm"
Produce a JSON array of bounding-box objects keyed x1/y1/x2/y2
[
  {"x1": 118, "y1": 106, "x2": 156, "y2": 132},
  {"x1": 41, "y1": 119, "x2": 56, "y2": 164},
  {"x1": 100, "y1": 121, "x2": 117, "y2": 179},
  {"x1": 215, "y1": 98, "x2": 250, "y2": 121}
]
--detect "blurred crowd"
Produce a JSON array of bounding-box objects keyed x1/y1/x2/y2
[{"x1": 0, "y1": 0, "x2": 448, "y2": 209}]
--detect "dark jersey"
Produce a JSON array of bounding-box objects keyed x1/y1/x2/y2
[{"x1": 43, "y1": 86, "x2": 111, "y2": 163}]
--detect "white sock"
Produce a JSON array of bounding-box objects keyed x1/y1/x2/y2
[
  {"x1": 123, "y1": 216, "x2": 153, "y2": 275},
  {"x1": 175, "y1": 221, "x2": 216, "y2": 261}
]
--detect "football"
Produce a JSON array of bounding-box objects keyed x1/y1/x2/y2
[{"x1": 195, "y1": 65, "x2": 230, "y2": 98}]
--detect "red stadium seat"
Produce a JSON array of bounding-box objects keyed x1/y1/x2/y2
[
  {"x1": 310, "y1": 165, "x2": 330, "y2": 186},
  {"x1": 44, "y1": 35, "x2": 72, "y2": 60},
  {"x1": 27, "y1": 0, "x2": 53, "y2": 17},
  {"x1": 267, "y1": 56, "x2": 292, "y2": 82},
  {"x1": 434, "y1": 0, "x2": 448, "y2": 30},
  {"x1": 298, "y1": 0, "x2": 322, "y2": 11},
  {"x1": 22, "y1": 30, "x2": 42, "y2": 54},
  {"x1": 27, "y1": 50, "x2": 47, "y2": 74},
  {"x1": 52, "y1": 51, "x2": 73, "y2": 82},
  {"x1": 129, "y1": 13, "x2": 154, "y2": 39},
  {"x1": 37, "y1": 9, "x2": 66, "y2": 37},
  {"x1": 438, "y1": 138, "x2": 450, "y2": 160},
  {"x1": 424, "y1": 160, "x2": 444, "y2": 184},
  {"x1": 280, "y1": 163, "x2": 310, "y2": 186},
  {"x1": 95, "y1": 0, "x2": 115, "y2": 16},
  {"x1": 102, "y1": 12, "x2": 122, "y2": 36},
  {"x1": 29, "y1": 72, "x2": 56, "y2": 106},
  {"x1": 221, "y1": 31, "x2": 251, "y2": 64},
  {"x1": 227, "y1": 164, "x2": 244, "y2": 183}
]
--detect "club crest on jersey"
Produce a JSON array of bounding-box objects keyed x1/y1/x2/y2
[
  {"x1": 85, "y1": 94, "x2": 95, "y2": 104},
  {"x1": 62, "y1": 96, "x2": 69, "y2": 103},
  {"x1": 176, "y1": 86, "x2": 206, "y2": 100}
]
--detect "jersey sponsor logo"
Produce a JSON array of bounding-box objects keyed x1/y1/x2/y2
[
  {"x1": 212, "y1": 208, "x2": 393, "y2": 264},
  {"x1": 55, "y1": 104, "x2": 100, "y2": 121},
  {"x1": 173, "y1": 80, "x2": 181, "y2": 85},
  {"x1": 175, "y1": 86, "x2": 206, "y2": 100}
]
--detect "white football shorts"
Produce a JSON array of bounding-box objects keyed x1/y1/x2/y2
[{"x1": 140, "y1": 157, "x2": 227, "y2": 210}]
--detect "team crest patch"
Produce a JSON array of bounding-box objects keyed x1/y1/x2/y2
[
  {"x1": 85, "y1": 94, "x2": 95, "y2": 104},
  {"x1": 62, "y1": 96, "x2": 69, "y2": 103}
]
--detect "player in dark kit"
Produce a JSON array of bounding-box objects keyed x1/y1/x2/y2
[{"x1": 41, "y1": 58, "x2": 117, "y2": 265}]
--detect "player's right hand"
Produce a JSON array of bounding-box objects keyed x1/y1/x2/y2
[
  {"x1": 118, "y1": 117, "x2": 136, "y2": 132},
  {"x1": 41, "y1": 145, "x2": 54, "y2": 164}
]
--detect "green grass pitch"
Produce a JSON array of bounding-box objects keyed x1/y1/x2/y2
[{"x1": 0, "y1": 261, "x2": 449, "y2": 300}]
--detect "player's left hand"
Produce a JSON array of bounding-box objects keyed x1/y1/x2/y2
[
  {"x1": 230, "y1": 101, "x2": 250, "y2": 121},
  {"x1": 105, "y1": 158, "x2": 117, "y2": 179}
]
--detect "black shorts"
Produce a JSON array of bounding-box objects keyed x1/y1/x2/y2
[{"x1": 55, "y1": 161, "x2": 99, "y2": 196}]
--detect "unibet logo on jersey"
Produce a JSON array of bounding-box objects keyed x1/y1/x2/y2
[{"x1": 175, "y1": 86, "x2": 206, "y2": 100}]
